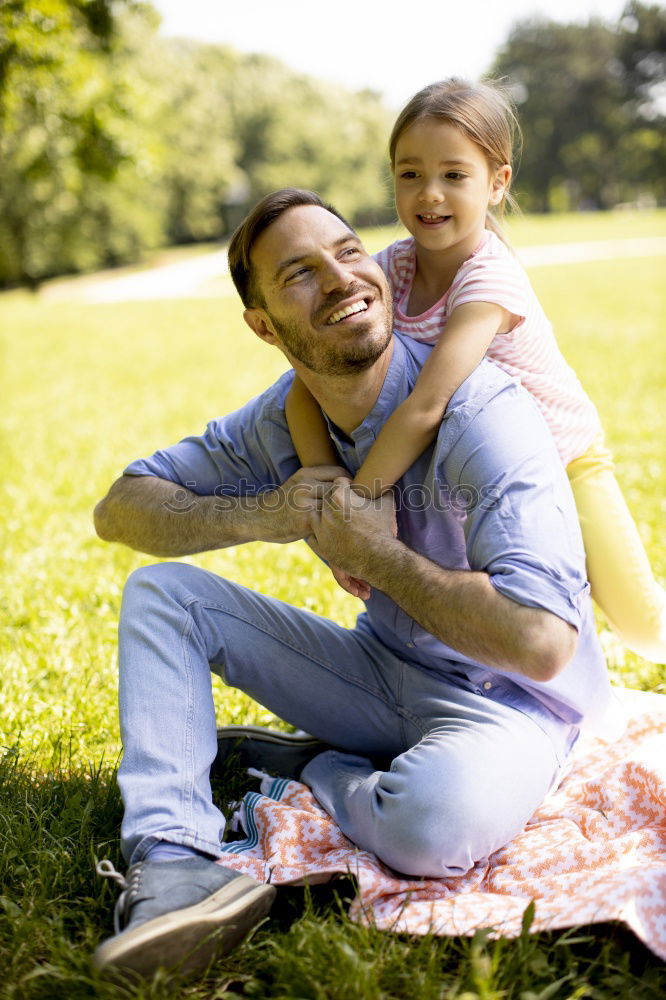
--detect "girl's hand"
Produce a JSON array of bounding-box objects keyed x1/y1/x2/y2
[{"x1": 330, "y1": 564, "x2": 371, "y2": 601}]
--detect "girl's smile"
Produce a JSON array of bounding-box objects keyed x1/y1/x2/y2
[{"x1": 416, "y1": 212, "x2": 452, "y2": 227}]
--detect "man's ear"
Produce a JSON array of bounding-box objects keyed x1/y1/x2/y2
[
  {"x1": 243, "y1": 307, "x2": 279, "y2": 346},
  {"x1": 489, "y1": 164, "x2": 512, "y2": 206}
]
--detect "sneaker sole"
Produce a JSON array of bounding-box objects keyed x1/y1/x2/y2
[
  {"x1": 93, "y1": 874, "x2": 276, "y2": 977},
  {"x1": 214, "y1": 725, "x2": 331, "y2": 778}
]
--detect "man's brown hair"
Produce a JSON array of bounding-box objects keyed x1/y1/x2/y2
[{"x1": 228, "y1": 188, "x2": 354, "y2": 308}]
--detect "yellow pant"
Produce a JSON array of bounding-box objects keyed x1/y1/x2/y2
[{"x1": 567, "y1": 436, "x2": 665, "y2": 662}]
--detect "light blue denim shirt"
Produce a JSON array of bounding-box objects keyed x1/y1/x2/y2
[{"x1": 125, "y1": 334, "x2": 623, "y2": 739}]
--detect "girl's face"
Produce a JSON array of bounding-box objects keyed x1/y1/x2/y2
[{"x1": 393, "y1": 118, "x2": 510, "y2": 262}]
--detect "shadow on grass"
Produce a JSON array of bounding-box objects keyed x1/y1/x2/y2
[{"x1": 0, "y1": 746, "x2": 664, "y2": 1000}]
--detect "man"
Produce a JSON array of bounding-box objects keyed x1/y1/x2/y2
[{"x1": 92, "y1": 188, "x2": 620, "y2": 977}]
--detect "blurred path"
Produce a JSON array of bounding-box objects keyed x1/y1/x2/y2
[
  {"x1": 39, "y1": 236, "x2": 666, "y2": 305},
  {"x1": 518, "y1": 236, "x2": 666, "y2": 268},
  {"x1": 40, "y1": 246, "x2": 233, "y2": 304}
]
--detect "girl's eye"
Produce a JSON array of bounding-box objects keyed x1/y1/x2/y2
[
  {"x1": 446, "y1": 171, "x2": 466, "y2": 181},
  {"x1": 399, "y1": 170, "x2": 418, "y2": 180}
]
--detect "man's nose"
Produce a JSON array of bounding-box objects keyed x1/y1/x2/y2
[{"x1": 320, "y1": 255, "x2": 352, "y2": 293}]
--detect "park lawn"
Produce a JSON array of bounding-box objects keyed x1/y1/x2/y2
[
  {"x1": 505, "y1": 206, "x2": 666, "y2": 246},
  {"x1": 352, "y1": 206, "x2": 666, "y2": 256},
  {"x1": 1, "y1": 237, "x2": 665, "y2": 996},
  {"x1": 29, "y1": 207, "x2": 666, "y2": 305}
]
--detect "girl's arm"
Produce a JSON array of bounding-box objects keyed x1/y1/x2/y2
[
  {"x1": 286, "y1": 376, "x2": 369, "y2": 599},
  {"x1": 353, "y1": 301, "x2": 517, "y2": 497},
  {"x1": 285, "y1": 375, "x2": 339, "y2": 466}
]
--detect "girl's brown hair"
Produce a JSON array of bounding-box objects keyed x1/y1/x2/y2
[{"x1": 389, "y1": 78, "x2": 522, "y2": 240}]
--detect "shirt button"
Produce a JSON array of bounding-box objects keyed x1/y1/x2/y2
[
  {"x1": 406, "y1": 642, "x2": 415, "y2": 648},
  {"x1": 483, "y1": 681, "x2": 492, "y2": 691}
]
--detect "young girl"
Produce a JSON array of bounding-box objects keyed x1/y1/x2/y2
[{"x1": 285, "y1": 77, "x2": 665, "y2": 663}]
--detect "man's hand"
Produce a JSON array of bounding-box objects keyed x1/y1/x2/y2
[
  {"x1": 259, "y1": 465, "x2": 350, "y2": 544},
  {"x1": 308, "y1": 477, "x2": 397, "y2": 583}
]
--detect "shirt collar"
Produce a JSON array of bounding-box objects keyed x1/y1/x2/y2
[{"x1": 323, "y1": 335, "x2": 426, "y2": 450}]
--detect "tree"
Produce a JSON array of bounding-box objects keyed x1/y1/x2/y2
[
  {"x1": 218, "y1": 51, "x2": 392, "y2": 225},
  {"x1": 615, "y1": 2, "x2": 666, "y2": 203},
  {"x1": 616, "y1": 1, "x2": 666, "y2": 112},
  {"x1": 0, "y1": 0, "x2": 165, "y2": 284},
  {"x1": 0, "y1": 5, "x2": 394, "y2": 286},
  {"x1": 491, "y1": 2, "x2": 665, "y2": 211},
  {"x1": 492, "y1": 17, "x2": 625, "y2": 211},
  {"x1": 137, "y1": 39, "x2": 244, "y2": 244}
]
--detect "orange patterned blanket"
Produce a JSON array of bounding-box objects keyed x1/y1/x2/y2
[{"x1": 218, "y1": 688, "x2": 666, "y2": 959}]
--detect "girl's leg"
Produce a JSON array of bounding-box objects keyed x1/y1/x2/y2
[{"x1": 567, "y1": 437, "x2": 665, "y2": 662}]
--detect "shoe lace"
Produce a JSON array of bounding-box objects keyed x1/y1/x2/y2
[{"x1": 96, "y1": 859, "x2": 142, "y2": 934}]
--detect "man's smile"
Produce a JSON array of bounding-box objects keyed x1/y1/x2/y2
[
  {"x1": 326, "y1": 298, "x2": 370, "y2": 325},
  {"x1": 317, "y1": 286, "x2": 378, "y2": 328}
]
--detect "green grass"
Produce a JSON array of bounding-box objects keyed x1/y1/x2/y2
[
  {"x1": 28, "y1": 208, "x2": 664, "y2": 303},
  {"x1": 1, "y1": 211, "x2": 665, "y2": 997},
  {"x1": 359, "y1": 206, "x2": 666, "y2": 255}
]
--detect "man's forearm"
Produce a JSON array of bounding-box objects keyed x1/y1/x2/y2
[
  {"x1": 94, "y1": 466, "x2": 349, "y2": 557},
  {"x1": 94, "y1": 475, "x2": 291, "y2": 557},
  {"x1": 357, "y1": 535, "x2": 577, "y2": 681}
]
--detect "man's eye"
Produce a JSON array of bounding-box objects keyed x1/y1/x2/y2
[
  {"x1": 286, "y1": 268, "x2": 309, "y2": 283},
  {"x1": 341, "y1": 247, "x2": 361, "y2": 259}
]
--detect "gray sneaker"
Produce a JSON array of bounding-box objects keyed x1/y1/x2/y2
[
  {"x1": 214, "y1": 725, "x2": 334, "y2": 780},
  {"x1": 93, "y1": 856, "x2": 276, "y2": 977}
]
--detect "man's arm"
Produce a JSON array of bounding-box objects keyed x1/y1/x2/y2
[
  {"x1": 94, "y1": 466, "x2": 347, "y2": 557},
  {"x1": 309, "y1": 482, "x2": 577, "y2": 683},
  {"x1": 363, "y1": 536, "x2": 576, "y2": 682}
]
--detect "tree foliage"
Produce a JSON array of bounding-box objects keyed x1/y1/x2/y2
[
  {"x1": 492, "y1": 1, "x2": 666, "y2": 211},
  {"x1": 0, "y1": 1, "x2": 664, "y2": 285},
  {"x1": 0, "y1": 1, "x2": 169, "y2": 284},
  {"x1": 0, "y1": 3, "x2": 392, "y2": 284}
]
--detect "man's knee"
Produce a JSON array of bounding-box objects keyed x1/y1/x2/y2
[
  {"x1": 123, "y1": 561, "x2": 207, "y2": 600},
  {"x1": 123, "y1": 561, "x2": 175, "y2": 600},
  {"x1": 120, "y1": 562, "x2": 207, "y2": 624},
  {"x1": 370, "y1": 771, "x2": 496, "y2": 878}
]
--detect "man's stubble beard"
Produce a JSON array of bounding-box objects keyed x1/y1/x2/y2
[{"x1": 270, "y1": 298, "x2": 395, "y2": 378}]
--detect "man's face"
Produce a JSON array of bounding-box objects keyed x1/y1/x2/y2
[{"x1": 245, "y1": 205, "x2": 393, "y2": 377}]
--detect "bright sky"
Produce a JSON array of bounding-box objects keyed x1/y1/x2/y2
[{"x1": 150, "y1": 0, "x2": 631, "y2": 108}]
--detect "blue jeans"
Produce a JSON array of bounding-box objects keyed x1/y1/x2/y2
[{"x1": 118, "y1": 562, "x2": 578, "y2": 877}]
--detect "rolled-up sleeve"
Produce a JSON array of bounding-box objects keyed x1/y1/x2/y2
[
  {"x1": 124, "y1": 373, "x2": 299, "y2": 496},
  {"x1": 436, "y1": 375, "x2": 589, "y2": 629}
]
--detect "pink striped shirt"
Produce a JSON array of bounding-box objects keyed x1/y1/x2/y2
[{"x1": 374, "y1": 231, "x2": 601, "y2": 465}]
